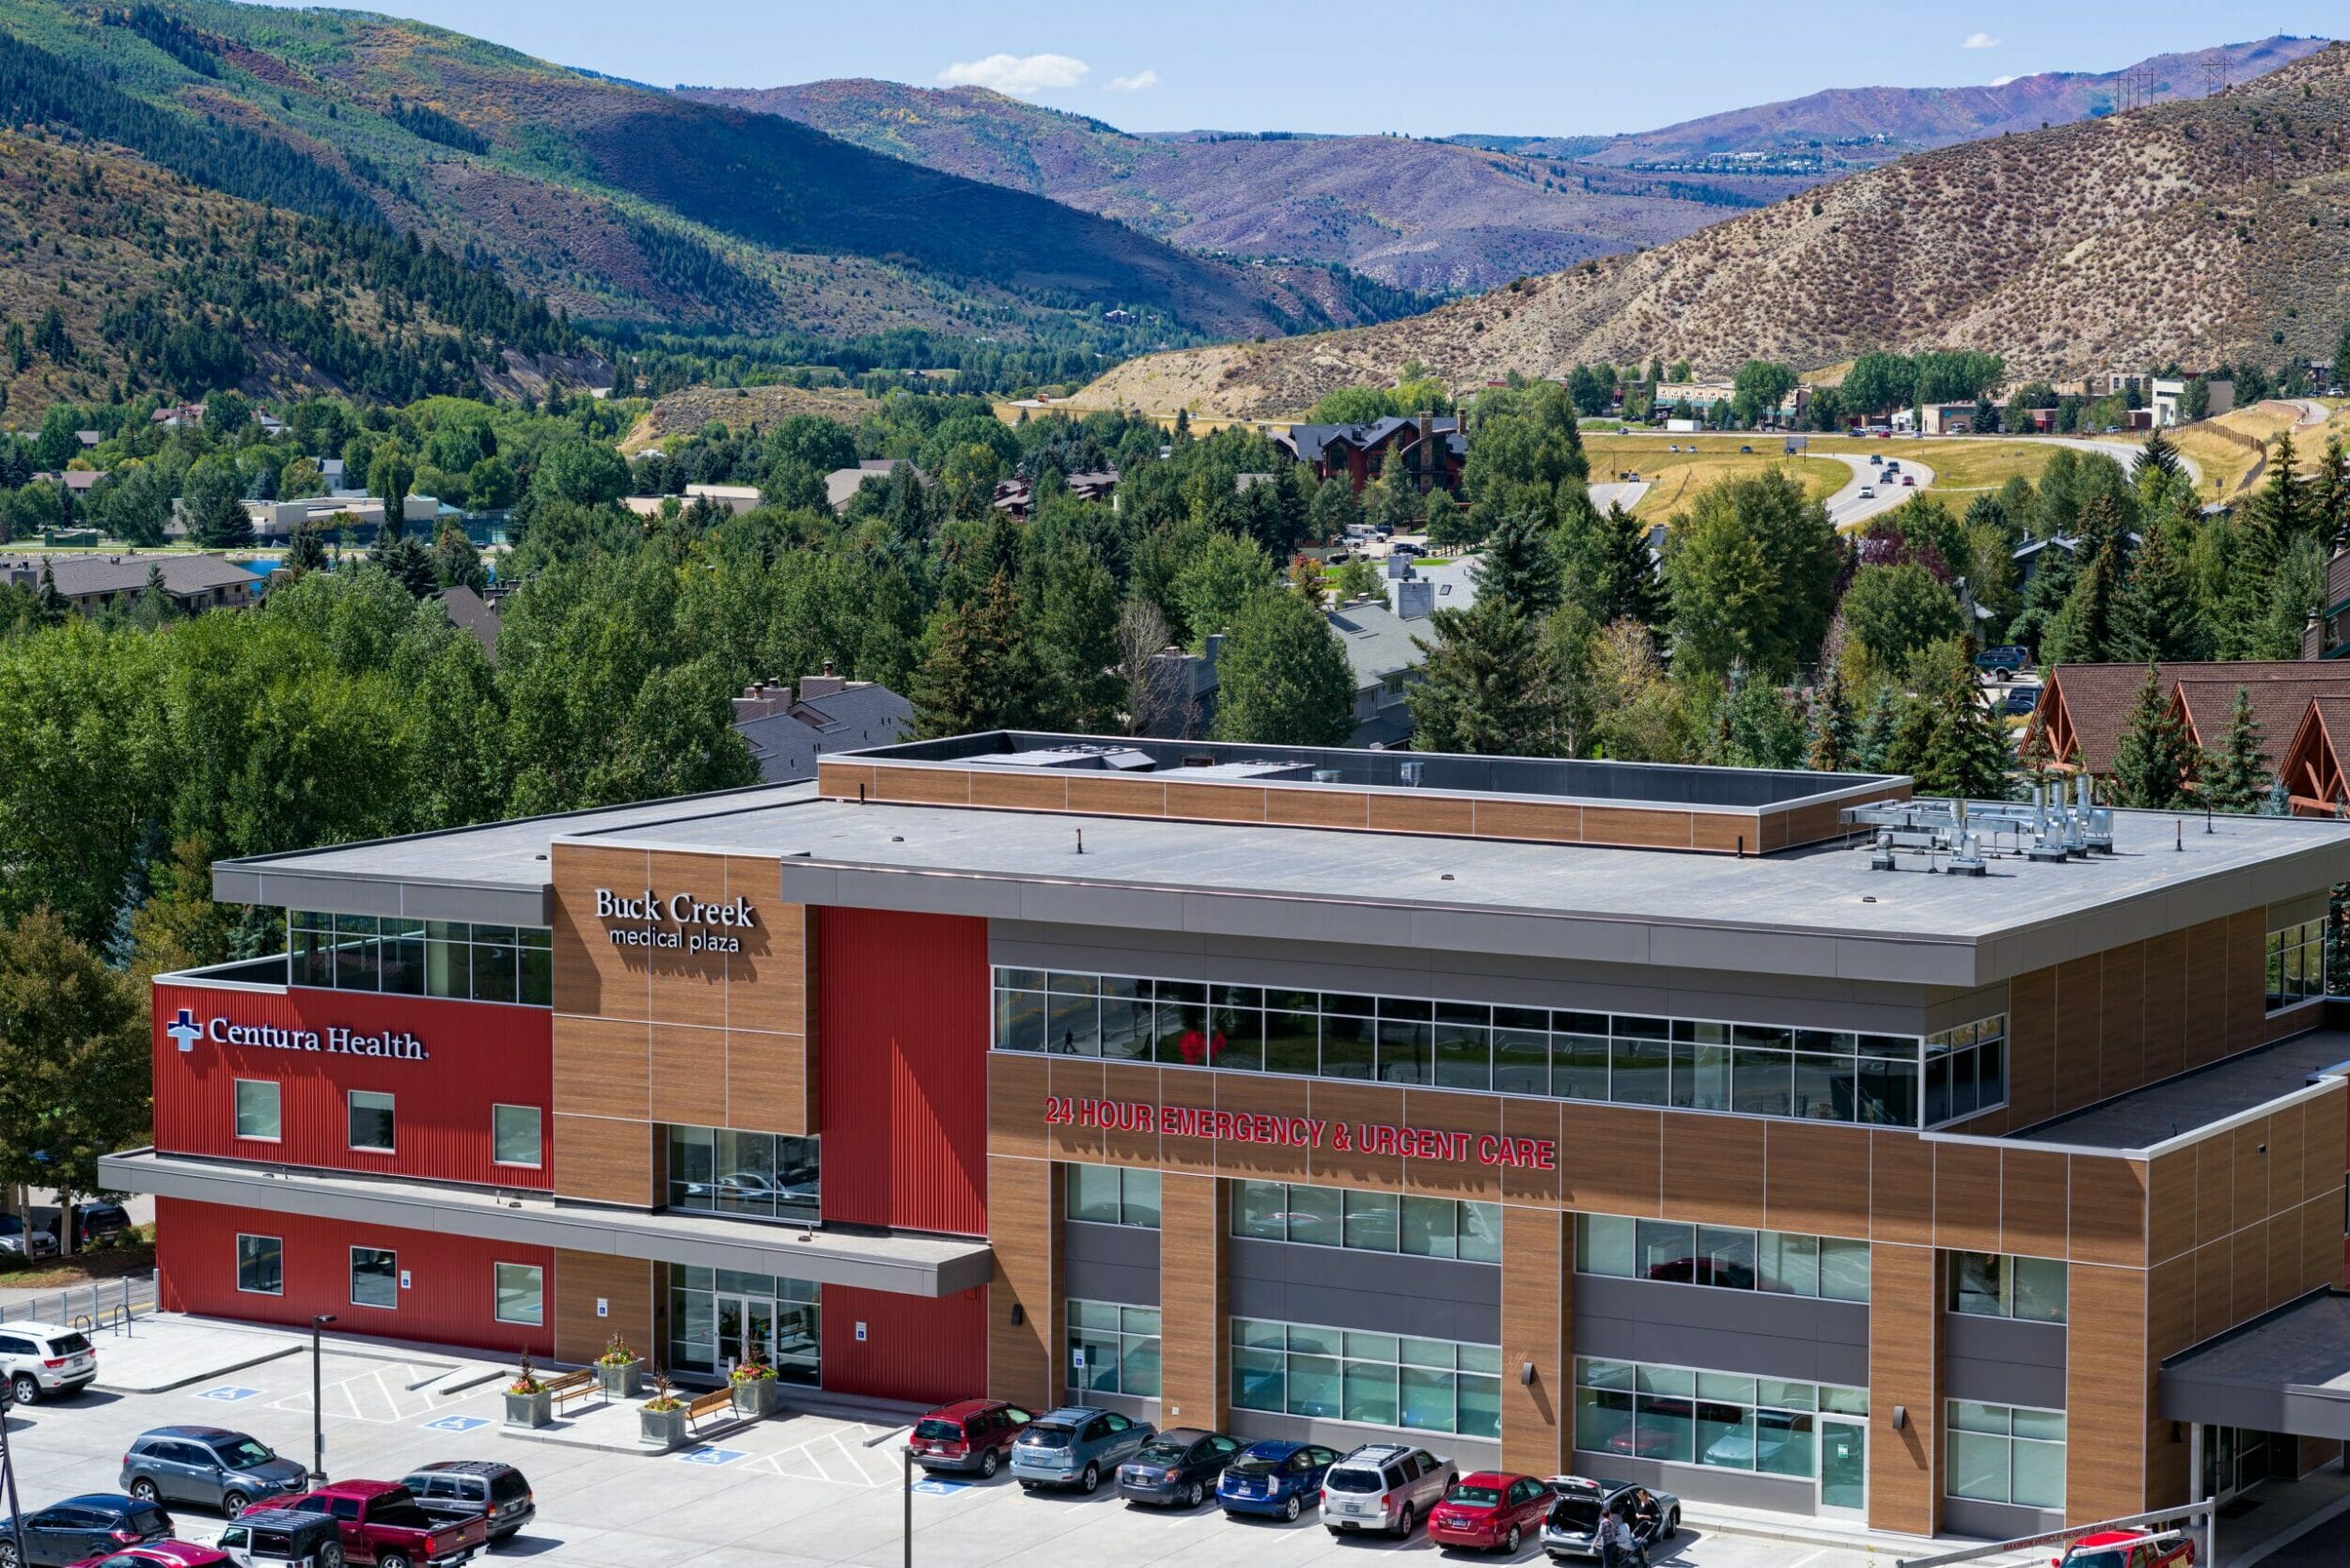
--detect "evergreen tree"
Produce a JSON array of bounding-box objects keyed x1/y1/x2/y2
[
  {"x1": 1884, "y1": 643, "x2": 2013, "y2": 799},
  {"x1": 1569, "y1": 501, "x2": 1667, "y2": 634},
  {"x1": 2107, "y1": 665, "x2": 2196, "y2": 808},
  {"x1": 2138, "y1": 428, "x2": 2185, "y2": 487},
  {"x1": 2043, "y1": 532, "x2": 2124, "y2": 664},
  {"x1": 34, "y1": 559, "x2": 67, "y2": 625},
  {"x1": 1701, "y1": 670, "x2": 1809, "y2": 769},
  {"x1": 2114, "y1": 520, "x2": 2203, "y2": 664},
  {"x1": 2247, "y1": 431, "x2": 2311, "y2": 544},
  {"x1": 374, "y1": 534, "x2": 438, "y2": 599},
  {"x1": 2198, "y1": 686, "x2": 2270, "y2": 813},
  {"x1": 1471, "y1": 510, "x2": 1563, "y2": 618},
  {"x1": 180, "y1": 460, "x2": 252, "y2": 549},
  {"x1": 430, "y1": 523, "x2": 487, "y2": 593},
  {"x1": 1853, "y1": 684, "x2": 1901, "y2": 772},
  {"x1": 1806, "y1": 664, "x2": 1856, "y2": 772},
  {"x1": 1405, "y1": 600, "x2": 1565, "y2": 757},
  {"x1": 284, "y1": 523, "x2": 330, "y2": 578},
  {"x1": 913, "y1": 570, "x2": 1047, "y2": 738},
  {"x1": 1367, "y1": 447, "x2": 1423, "y2": 534},
  {"x1": 1211, "y1": 587, "x2": 1355, "y2": 745},
  {"x1": 2311, "y1": 434, "x2": 2349, "y2": 548}
]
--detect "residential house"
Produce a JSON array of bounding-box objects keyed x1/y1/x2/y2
[
  {"x1": 74, "y1": 430, "x2": 101, "y2": 450},
  {"x1": 150, "y1": 402, "x2": 205, "y2": 429},
  {"x1": 2276, "y1": 698, "x2": 2350, "y2": 814},
  {"x1": 1276, "y1": 415, "x2": 1465, "y2": 495},
  {"x1": 438, "y1": 584, "x2": 502, "y2": 665},
  {"x1": 2028, "y1": 661, "x2": 2350, "y2": 781},
  {"x1": 2150, "y1": 377, "x2": 2236, "y2": 427},
  {"x1": 1325, "y1": 583, "x2": 1443, "y2": 748},
  {"x1": 2303, "y1": 548, "x2": 2350, "y2": 660},
  {"x1": 2009, "y1": 528, "x2": 2142, "y2": 593},
  {"x1": 824, "y1": 460, "x2": 928, "y2": 514},
  {"x1": 0, "y1": 552, "x2": 258, "y2": 615},
  {"x1": 729, "y1": 669, "x2": 914, "y2": 783},
  {"x1": 991, "y1": 469, "x2": 1119, "y2": 518}
]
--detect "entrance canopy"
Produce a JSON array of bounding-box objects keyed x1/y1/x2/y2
[{"x1": 2160, "y1": 1290, "x2": 2350, "y2": 1440}]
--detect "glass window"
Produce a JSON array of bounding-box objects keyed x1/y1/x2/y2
[
  {"x1": 1611, "y1": 1018, "x2": 1670, "y2": 1105},
  {"x1": 1319, "y1": 1012, "x2": 1375, "y2": 1080},
  {"x1": 1400, "y1": 1195, "x2": 1458, "y2": 1259},
  {"x1": 1819, "y1": 1238, "x2": 1872, "y2": 1302},
  {"x1": 1433, "y1": 1016, "x2": 1491, "y2": 1090},
  {"x1": 350, "y1": 1247, "x2": 397, "y2": 1309},
  {"x1": 1285, "y1": 1184, "x2": 1341, "y2": 1247},
  {"x1": 1946, "y1": 1403, "x2": 2065, "y2": 1510},
  {"x1": 492, "y1": 1105, "x2": 540, "y2": 1168},
  {"x1": 1494, "y1": 1009, "x2": 1550, "y2": 1094},
  {"x1": 2012, "y1": 1256, "x2": 2067, "y2": 1323},
  {"x1": 1458, "y1": 1201, "x2": 1502, "y2": 1263},
  {"x1": 1343, "y1": 1190, "x2": 1400, "y2": 1252},
  {"x1": 1068, "y1": 1164, "x2": 1121, "y2": 1224},
  {"x1": 1578, "y1": 1359, "x2": 1859, "y2": 1480},
  {"x1": 1553, "y1": 1027, "x2": 1609, "y2": 1103},
  {"x1": 236, "y1": 1234, "x2": 282, "y2": 1295},
  {"x1": 1067, "y1": 1297, "x2": 1160, "y2": 1398},
  {"x1": 1576, "y1": 1215, "x2": 1637, "y2": 1278},
  {"x1": 1235, "y1": 1181, "x2": 1287, "y2": 1241},
  {"x1": 1759, "y1": 1231, "x2": 1817, "y2": 1296},
  {"x1": 1233, "y1": 1318, "x2": 1497, "y2": 1438},
  {"x1": 493, "y1": 1262, "x2": 543, "y2": 1325},
  {"x1": 348, "y1": 1090, "x2": 395, "y2": 1152},
  {"x1": 234, "y1": 1080, "x2": 280, "y2": 1141},
  {"x1": 1636, "y1": 1219, "x2": 1696, "y2": 1282},
  {"x1": 1120, "y1": 1168, "x2": 1162, "y2": 1228},
  {"x1": 1264, "y1": 1008, "x2": 1319, "y2": 1075},
  {"x1": 665, "y1": 1124, "x2": 819, "y2": 1224},
  {"x1": 1950, "y1": 1251, "x2": 2064, "y2": 1323},
  {"x1": 996, "y1": 987, "x2": 1045, "y2": 1052}
]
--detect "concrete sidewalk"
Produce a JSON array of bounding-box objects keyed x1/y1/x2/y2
[{"x1": 87, "y1": 1313, "x2": 308, "y2": 1393}]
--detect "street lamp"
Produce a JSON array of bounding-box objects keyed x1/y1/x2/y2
[
  {"x1": 2, "y1": 1383, "x2": 32, "y2": 1568},
  {"x1": 309, "y1": 1315, "x2": 337, "y2": 1482}
]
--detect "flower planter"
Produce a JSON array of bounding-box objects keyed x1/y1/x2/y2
[
  {"x1": 597, "y1": 1358, "x2": 643, "y2": 1399},
  {"x1": 639, "y1": 1405, "x2": 687, "y2": 1450},
  {"x1": 503, "y1": 1388, "x2": 551, "y2": 1429},
  {"x1": 731, "y1": 1378, "x2": 778, "y2": 1418}
]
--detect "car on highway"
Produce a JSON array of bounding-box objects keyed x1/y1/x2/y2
[
  {"x1": 1902, "y1": 474, "x2": 1917, "y2": 486},
  {"x1": 1429, "y1": 1472, "x2": 1556, "y2": 1554},
  {"x1": 1009, "y1": 1405, "x2": 1154, "y2": 1494},
  {"x1": 1869, "y1": 453, "x2": 1883, "y2": 464},
  {"x1": 1322, "y1": 1443, "x2": 1457, "y2": 1538},
  {"x1": 1540, "y1": 1476, "x2": 1681, "y2": 1560},
  {"x1": 1857, "y1": 484, "x2": 1876, "y2": 499},
  {"x1": 1738, "y1": 445, "x2": 1753, "y2": 454},
  {"x1": 0, "y1": 1496, "x2": 174, "y2": 1568},
  {"x1": 907, "y1": 1399, "x2": 1032, "y2": 1478},
  {"x1": 0, "y1": 1324, "x2": 96, "y2": 1405},
  {"x1": 399, "y1": 1462, "x2": 534, "y2": 1544},
  {"x1": 1216, "y1": 1439, "x2": 1340, "y2": 1521},
  {"x1": 121, "y1": 1430, "x2": 309, "y2": 1515},
  {"x1": 251, "y1": 1481, "x2": 489, "y2": 1568},
  {"x1": 2054, "y1": 1528, "x2": 2193, "y2": 1568},
  {"x1": 1115, "y1": 1427, "x2": 1243, "y2": 1508},
  {"x1": 1883, "y1": 460, "x2": 1901, "y2": 473},
  {"x1": 62, "y1": 1544, "x2": 228, "y2": 1568}
]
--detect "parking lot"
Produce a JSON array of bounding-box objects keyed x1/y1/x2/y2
[{"x1": 3, "y1": 1337, "x2": 1949, "y2": 1568}]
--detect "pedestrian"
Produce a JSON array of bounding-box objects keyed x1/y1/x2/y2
[
  {"x1": 1615, "y1": 1507, "x2": 1646, "y2": 1568},
  {"x1": 1596, "y1": 1504, "x2": 1622, "y2": 1568}
]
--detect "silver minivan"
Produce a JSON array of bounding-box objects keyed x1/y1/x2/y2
[{"x1": 1321, "y1": 1443, "x2": 1457, "y2": 1537}]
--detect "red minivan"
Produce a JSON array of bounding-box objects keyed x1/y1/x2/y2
[{"x1": 908, "y1": 1400, "x2": 1035, "y2": 1479}]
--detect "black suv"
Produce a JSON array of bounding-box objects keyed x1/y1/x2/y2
[
  {"x1": 401, "y1": 1461, "x2": 535, "y2": 1544},
  {"x1": 0, "y1": 1494, "x2": 171, "y2": 1567}
]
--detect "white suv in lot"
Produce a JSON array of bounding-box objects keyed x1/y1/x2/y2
[
  {"x1": 0, "y1": 1321, "x2": 98, "y2": 1404},
  {"x1": 1322, "y1": 1443, "x2": 1457, "y2": 1537}
]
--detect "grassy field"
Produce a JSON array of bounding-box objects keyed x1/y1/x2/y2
[{"x1": 1583, "y1": 435, "x2": 1849, "y2": 522}]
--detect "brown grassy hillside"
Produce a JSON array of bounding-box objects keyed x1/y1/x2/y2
[{"x1": 1074, "y1": 45, "x2": 2350, "y2": 419}]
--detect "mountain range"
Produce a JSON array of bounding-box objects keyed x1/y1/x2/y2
[
  {"x1": 687, "y1": 38, "x2": 2326, "y2": 294},
  {"x1": 1073, "y1": 43, "x2": 2350, "y2": 419}
]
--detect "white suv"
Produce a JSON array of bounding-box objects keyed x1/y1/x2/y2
[
  {"x1": 0, "y1": 1321, "x2": 98, "y2": 1404},
  {"x1": 1322, "y1": 1443, "x2": 1457, "y2": 1537}
]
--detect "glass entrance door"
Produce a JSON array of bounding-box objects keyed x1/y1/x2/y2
[
  {"x1": 1818, "y1": 1419, "x2": 1867, "y2": 1517},
  {"x1": 713, "y1": 1294, "x2": 776, "y2": 1373}
]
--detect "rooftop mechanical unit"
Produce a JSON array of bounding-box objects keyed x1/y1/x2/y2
[{"x1": 1841, "y1": 777, "x2": 2113, "y2": 874}]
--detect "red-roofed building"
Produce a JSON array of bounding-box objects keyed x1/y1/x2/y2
[
  {"x1": 2277, "y1": 697, "x2": 2350, "y2": 815},
  {"x1": 2029, "y1": 662, "x2": 2350, "y2": 779}
]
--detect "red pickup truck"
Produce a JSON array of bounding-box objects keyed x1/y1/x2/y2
[{"x1": 245, "y1": 1482, "x2": 486, "y2": 1568}]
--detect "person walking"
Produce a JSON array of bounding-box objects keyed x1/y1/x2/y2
[
  {"x1": 1595, "y1": 1504, "x2": 1622, "y2": 1568},
  {"x1": 1615, "y1": 1507, "x2": 1647, "y2": 1568}
]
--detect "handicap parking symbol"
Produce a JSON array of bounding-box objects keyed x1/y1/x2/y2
[
  {"x1": 675, "y1": 1446, "x2": 746, "y2": 1466},
  {"x1": 421, "y1": 1415, "x2": 490, "y2": 1434},
  {"x1": 194, "y1": 1386, "x2": 262, "y2": 1403},
  {"x1": 910, "y1": 1478, "x2": 969, "y2": 1496}
]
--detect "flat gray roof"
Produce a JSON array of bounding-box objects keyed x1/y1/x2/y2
[
  {"x1": 2014, "y1": 1028, "x2": 2350, "y2": 1150},
  {"x1": 2160, "y1": 1290, "x2": 2350, "y2": 1439},
  {"x1": 567, "y1": 795, "x2": 2350, "y2": 990}
]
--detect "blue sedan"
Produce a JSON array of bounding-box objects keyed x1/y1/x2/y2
[{"x1": 1217, "y1": 1440, "x2": 1342, "y2": 1522}]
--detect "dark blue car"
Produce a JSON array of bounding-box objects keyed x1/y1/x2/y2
[{"x1": 1217, "y1": 1439, "x2": 1342, "y2": 1522}]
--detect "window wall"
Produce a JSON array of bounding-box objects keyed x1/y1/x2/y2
[
  {"x1": 2267, "y1": 919, "x2": 2326, "y2": 1011},
  {"x1": 1066, "y1": 1165, "x2": 1161, "y2": 1228},
  {"x1": 1947, "y1": 1253, "x2": 2067, "y2": 1323},
  {"x1": 664, "y1": 1124, "x2": 819, "y2": 1225},
  {"x1": 666, "y1": 1266, "x2": 821, "y2": 1384},
  {"x1": 1069, "y1": 1300, "x2": 1161, "y2": 1398},
  {"x1": 1574, "y1": 1358, "x2": 1867, "y2": 1478},
  {"x1": 1576, "y1": 1215, "x2": 1870, "y2": 1300},
  {"x1": 1947, "y1": 1402, "x2": 2065, "y2": 1510},
  {"x1": 289, "y1": 913, "x2": 552, "y2": 1007},
  {"x1": 1233, "y1": 1318, "x2": 1501, "y2": 1439},
  {"x1": 993, "y1": 967, "x2": 2005, "y2": 1130},
  {"x1": 1233, "y1": 1179, "x2": 1501, "y2": 1262}
]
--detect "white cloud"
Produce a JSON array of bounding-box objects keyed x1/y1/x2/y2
[
  {"x1": 1963, "y1": 32, "x2": 2000, "y2": 50},
  {"x1": 939, "y1": 53, "x2": 1089, "y2": 96},
  {"x1": 1106, "y1": 69, "x2": 1159, "y2": 93},
  {"x1": 1990, "y1": 74, "x2": 2018, "y2": 86}
]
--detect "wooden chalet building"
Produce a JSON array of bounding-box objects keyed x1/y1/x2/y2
[
  {"x1": 2029, "y1": 662, "x2": 2350, "y2": 783},
  {"x1": 2278, "y1": 698, "x2": 2350, "y2": 815},
  {"x1": 1275, "y1": 413, "x2": 1465, "y2": 495}
]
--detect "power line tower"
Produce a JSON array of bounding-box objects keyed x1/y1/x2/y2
[{"x1": 2202, "y1": 53, "x2": 2228, "y2": 99}]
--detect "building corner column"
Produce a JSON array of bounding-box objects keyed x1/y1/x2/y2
[
  {"x1": 1158, "y1": 1172, "x2": 1228, "y2": 1431},
  {"x1": 1501, "y1": 1205, "x2": 1568, "y2": 1476}
]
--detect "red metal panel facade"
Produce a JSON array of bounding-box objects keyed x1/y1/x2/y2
[
  {"x1": 821, "y1": 1283, "x2": 987, "y2": 1403},
  {"x1": 155, "y1": 1197, "x2": 556, "y2": 1357},
  {"x1": 816, "y1": 909, "x2": 990, "y2": 1235},
  {"x1": 152, "y1": 981, "x2": 552, "y2": 1190}
]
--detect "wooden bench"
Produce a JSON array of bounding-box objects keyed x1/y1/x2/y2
[
  {"x1": 684, "y1": 1387, "x2": 736, "y2": 1432},
  {"x1": 545, "y1": 1369, "x2": 598, "y2": 1413}
]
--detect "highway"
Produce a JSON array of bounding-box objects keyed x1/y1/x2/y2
[{"x1": 1822, "y1": 451, "x2": 1935, "y2": 531}]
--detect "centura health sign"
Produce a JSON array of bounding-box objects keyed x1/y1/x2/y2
[
  {"x1": 1043, "y1": 1094, "x2": 1558, "y2": 1169},
  {"x1": 593, "y1": 887, "x2": 759, "y2": 954},
  {"x1": 164, "y1": 1007, "x2": 429, "y2": 1060}
]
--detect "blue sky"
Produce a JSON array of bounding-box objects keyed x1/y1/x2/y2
[{"x1": 305, "y1": 2, "x2": 2340, "y2": 136}]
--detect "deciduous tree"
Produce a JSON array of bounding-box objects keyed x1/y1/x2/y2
[{"x1": 1211, "y1": 588, "x2": 1354, "y2": 746}]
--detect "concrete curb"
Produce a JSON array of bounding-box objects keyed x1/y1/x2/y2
[{"x1": 93, "y1": 1340, "x2": 302, "y2": 1394}]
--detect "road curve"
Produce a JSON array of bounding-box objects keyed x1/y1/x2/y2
[
  {"x1": 1822, "y1": 453, "x2": 1935, "y2": 532},
  {"x1": 2017, "y1": 435, "x2": 2203, "y2": 489}
]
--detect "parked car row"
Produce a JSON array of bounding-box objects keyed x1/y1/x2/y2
[
  {"x1": 0, "y1": 1206, "x2": 133, "y2": 1259},
  {"x1": 908, "y1": 1399, "x2": 1679, "y2": 1554},
  {"x1": 0, "y1": 1426, "x2": 532, "y2": 1568}
]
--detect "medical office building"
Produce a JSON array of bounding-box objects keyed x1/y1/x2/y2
[{"x1": 103, "y1": 735, "x2": 2350, "y2": 1542}]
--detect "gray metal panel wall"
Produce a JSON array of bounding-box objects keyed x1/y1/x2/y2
[
  {"x1": 1229, "y1": 1238, "x2": 1501, "y2": 1346},
  {"x1": 1063, "y1": 1221, "x2": 1162, "y2": 1308},
  {"x1": 1943, "y1": 1314, "x2": 2068, "y2": 1409},
  {"x1": 1574, "y1": 1276, "x2": 1872, "y2": 1388}
]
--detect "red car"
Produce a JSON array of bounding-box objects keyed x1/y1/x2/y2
[
  {"x1": 909, "y1": 1398, "x2": 1034, "y2": 1478},
  {"x1": 1429, "y1": 1472, "x2": 1556, "y2": 1553},
  {"x1": 66, "y1": 1546, "x2": 230, "y2": 1568},
  {"x1": 2055, "y1": 1529, "x2": 2194, "y2": 1568}
]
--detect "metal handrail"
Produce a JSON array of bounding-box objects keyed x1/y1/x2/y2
[{"x1": 1897, "y1": 1502, "x2": 2214, "y2": 1568}]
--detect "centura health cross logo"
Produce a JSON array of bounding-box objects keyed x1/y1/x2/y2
[
  {"x1": 164, "y1": 1006, "x2": 430, "y2": 1061},
  {"x1": 166, "y1": 1008, "x2": 203, "y2": 1053}
]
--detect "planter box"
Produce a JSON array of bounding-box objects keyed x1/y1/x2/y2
[
  {"x1": 597, "y1": 1359, "x2": 642, "y2": 1399},
  {"x1": 731, "y1": 1378, "x2": 778, "y2": 1418},
  {"x1": 639, "y1": 1405, "x2": 687, "y2": 1450},
  {"x1": 503, "y1": 1388, "x2": 551, "y2": 1429}
]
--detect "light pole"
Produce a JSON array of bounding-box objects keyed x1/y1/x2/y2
[
  {"x1": 309, "y1": 1315, "x2": 337, "y2": 1482},
  {"x1": 2, "y1": 1383, "x2": 31, "y2": 1568}
]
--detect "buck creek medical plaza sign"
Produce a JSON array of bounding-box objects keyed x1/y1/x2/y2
[{"x1": 593, "y1": 887, "x2": 760, "y2": 954}]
